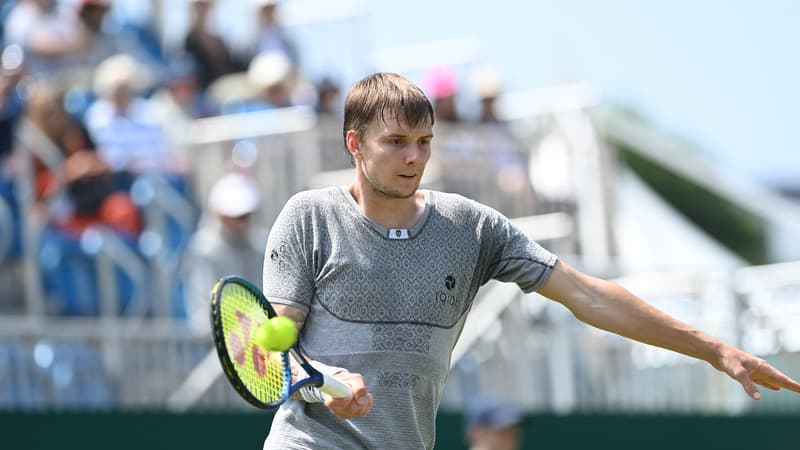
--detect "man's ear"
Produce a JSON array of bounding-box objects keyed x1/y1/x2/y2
[{"x1": 345, "y1": 130, "x2": 361, "y2": 161}]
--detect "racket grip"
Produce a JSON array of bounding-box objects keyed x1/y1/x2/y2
[{"x1": 320, "y1": 372, "x2": 353, "y2": 399}]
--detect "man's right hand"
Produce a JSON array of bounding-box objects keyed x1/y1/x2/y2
[{"x1": 324, "y1": 371, "x2": 373, "y2": 419}]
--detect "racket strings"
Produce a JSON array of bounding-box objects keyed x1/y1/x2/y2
[{"x1": 219, "y1": 283, "x2": 290, "y2": 405}]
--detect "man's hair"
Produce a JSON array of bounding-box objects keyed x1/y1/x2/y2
[{"x1": 342, "y1": 72, "x2": 434, "y2": 165}]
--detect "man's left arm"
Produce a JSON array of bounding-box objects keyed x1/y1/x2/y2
[{"x1": 536, "y1": 260, "x2": 800, "y2": 400}]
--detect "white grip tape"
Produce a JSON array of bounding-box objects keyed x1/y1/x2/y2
[
  {"x1": 320, "y1": 372, "x2": 353, "y2": 399},
  {"x1": 298, "y1": 361, "x2": 352, "y2": 402},
  {"x1": 309, "y1": 360, "x2": 346, "y2": 376}
]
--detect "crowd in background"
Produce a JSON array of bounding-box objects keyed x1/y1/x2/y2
[{"x1": 0, "y1": 0, "x2": 538, "y2": 327}]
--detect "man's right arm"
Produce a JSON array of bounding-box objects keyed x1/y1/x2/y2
[{"x1": 536, "y1": 260, "x2": 800, "y2": 399}]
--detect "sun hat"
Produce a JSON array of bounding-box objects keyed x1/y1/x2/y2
[{"x1": 208, "y1": 173, "x2": 261, "y2": 218}]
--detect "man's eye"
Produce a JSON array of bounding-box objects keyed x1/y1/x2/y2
[{"x1": 390, "y1": 139, "x2": 403, "y2": 145}]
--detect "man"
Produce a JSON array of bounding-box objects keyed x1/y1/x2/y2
[{"x1": 261, "y1": 72, "x2": 800, "y2": 449}]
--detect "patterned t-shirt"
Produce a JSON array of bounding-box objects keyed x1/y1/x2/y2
[{"x1": 262, "y1": 187, "x2": 557, "y2": 450}]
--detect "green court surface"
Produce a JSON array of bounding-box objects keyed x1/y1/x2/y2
[{"x1": 1, "y1": 411, "x2": 797, "y2": 449}]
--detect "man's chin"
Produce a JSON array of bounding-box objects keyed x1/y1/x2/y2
[{"x1": 376, "y1": 186, "x2": 417, "y2": 200}]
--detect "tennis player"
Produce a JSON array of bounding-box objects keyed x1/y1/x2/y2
[{"x1": 261, "y1": 72, "x2": 800, "y2": 449}]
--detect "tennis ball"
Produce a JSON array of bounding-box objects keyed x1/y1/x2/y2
[{"x1": 253, "y1": 316, "x2": 298, "y2": 351}]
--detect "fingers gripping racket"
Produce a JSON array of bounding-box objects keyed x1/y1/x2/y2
[{"x1": 210, "y1": 275, "x2": 352, "y2": 409}]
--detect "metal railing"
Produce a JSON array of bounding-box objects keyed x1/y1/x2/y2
[{"x1": 2, "y1": 260, "x2": 799, "y2": 413}]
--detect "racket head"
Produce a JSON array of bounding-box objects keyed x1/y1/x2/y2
[{"x1": 210, "y1": 275, "x2": 291, "y2": 409}]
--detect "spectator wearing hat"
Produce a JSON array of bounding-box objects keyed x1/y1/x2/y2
[
  {"x1": 422, "y1": 65, "x2": 461, "y2": 123},
  {"x1": 180, "y1": 172, "x2": 268, "y2": 331},
  {"x1": 219, "y1": 50, "x2": 295, "y2": 114},
  {"x1": 465, "y1": 397, "x2": 524, "y2": 450},
  {"x1": 83, "y1": 53, "x2": 176, "y2": 177},
  {"x1": 469, "y1": 65, "x2": 537, "y2": 217},
  {"x1": 471, "y1": 65, "x2": 505, "y2": 125}
]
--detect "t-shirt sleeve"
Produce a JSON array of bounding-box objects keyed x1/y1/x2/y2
[
  {"x1": 262, "y1": 194, "x2": 315, "y2": 311},
  {"x1": 484, "y1": 210, "x2": 558, "y2": 293}
]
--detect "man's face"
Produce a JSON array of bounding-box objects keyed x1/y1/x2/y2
[{"x1": 351, "y1": 116, "x2": 433, "y2": 199}]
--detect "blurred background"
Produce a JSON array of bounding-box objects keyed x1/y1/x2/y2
[{"x1": 1, "y1": 0, "x2": 799, "y2": 449}]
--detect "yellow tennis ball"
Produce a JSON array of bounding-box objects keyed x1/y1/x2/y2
[{"x1": 253, "y1": 316, "x2": 297, "y2": 351}]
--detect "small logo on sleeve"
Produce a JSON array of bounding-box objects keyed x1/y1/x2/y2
[{"x1": 270, "y1": 241, "x2": 288, "y2": 271}]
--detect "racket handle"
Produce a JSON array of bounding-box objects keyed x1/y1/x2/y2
[{"x1": 320, "y1": 372, "x2": 353, "y2": 399}]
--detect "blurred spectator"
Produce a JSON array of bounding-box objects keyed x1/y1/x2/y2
[
  {"x1": 314, "y1": 76, "x2": 341, "y2": 117},
  {"x1": 469, "y1": 65, "x2": 537, "y2": 217},
  {"x1": 249, "y1": 0, "x2": 298, "y2": 67},
  {"x1": 22, "y1": 83, "x2": 81, "y2": 200},
  {"x1": 73, "y1": 0, "x2": 119, "y2": 68},
  {"x1": 2, "y1": 0, "x2": 118, "y2": 81},
  {"x1": 181, "y1": 172, "x2": 267, "y2": 331},
  {"x1": 84, "y1": 53, "x2": 177, "y2": 176},
  {"x1": 465, "y1": 397, "x2": 524, "y2": 450},
  {"x1": 471, "y1": 66, "x2": 505, "y2": 125},
  {"x1": 3, "y1": 0, "x2": 83, "y2": 75},
  {"x1": 423, "y1": 65, "x2": 481, "y2": 204},
  {"x1": 55, "y1": 149, "x2": 142, "y2": 237},
  {"x1": 220, "y1": 50, "x2": 294, "y2": 114},
  {"x1": 423, "y1": 65, "x2": 461, "y2": 123},
  {"x1": 0, "y1": 44, "x2": 26, "y2": 165},
  {"x1": 150, "y1": 55, "x2": 215, "y2": 151},
  {"x1": 183, "y1": 0, "x2": 240, "y2": 91},
  {"x1": 314, "y1": 76, "x2": 347, "y2": 170},
  {"x1": 20, "y1": 83, "x2": 141, "y2": 237},
  {"x1": 247, "y1": 50, "x2": 294, "y2": 108}
]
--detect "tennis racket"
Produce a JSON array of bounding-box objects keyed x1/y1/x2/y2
[{"x1": 210, "y1": 275, "x2": 352, "y2": 409}]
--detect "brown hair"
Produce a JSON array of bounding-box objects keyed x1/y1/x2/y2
[{"x1": 342, "y1": 72, "x2": 434, "y2": 165}]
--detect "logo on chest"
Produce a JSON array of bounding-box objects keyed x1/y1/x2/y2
[{"x1": 436, "y1": 274, "x2": 457, "y2": 306}]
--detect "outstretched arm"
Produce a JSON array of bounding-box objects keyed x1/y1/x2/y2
[
  {"x1": 273, "y1": 304, "x2": 373, "y2": 418},
  {"x1": 537, "y1": 260, "x2": 800, "y2": 400}
]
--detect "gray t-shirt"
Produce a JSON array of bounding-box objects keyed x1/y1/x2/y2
[{"x1": 262, "y1": 187, "x2": 557, "y2": 450}]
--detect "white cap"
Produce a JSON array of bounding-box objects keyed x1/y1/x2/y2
[
  {"x1": 247, "y1": 51, "x2": 292, "y2": 90},
  {"x1": 470, "y1": 65, "x2": 504, "y2": 99},
  {"x1": 252, "y1": 0, "x2": 279, "y2": 7},
  {"x1": 208, "y1": 173, "x2": 261, "y2": 217},
  {"x1": 93, "y1": 53, "x2": 151, "y2": 98}
]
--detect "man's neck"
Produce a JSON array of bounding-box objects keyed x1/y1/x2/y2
[{"x1": 347, "y1": 183, "x2": 425, "y2": 230}]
